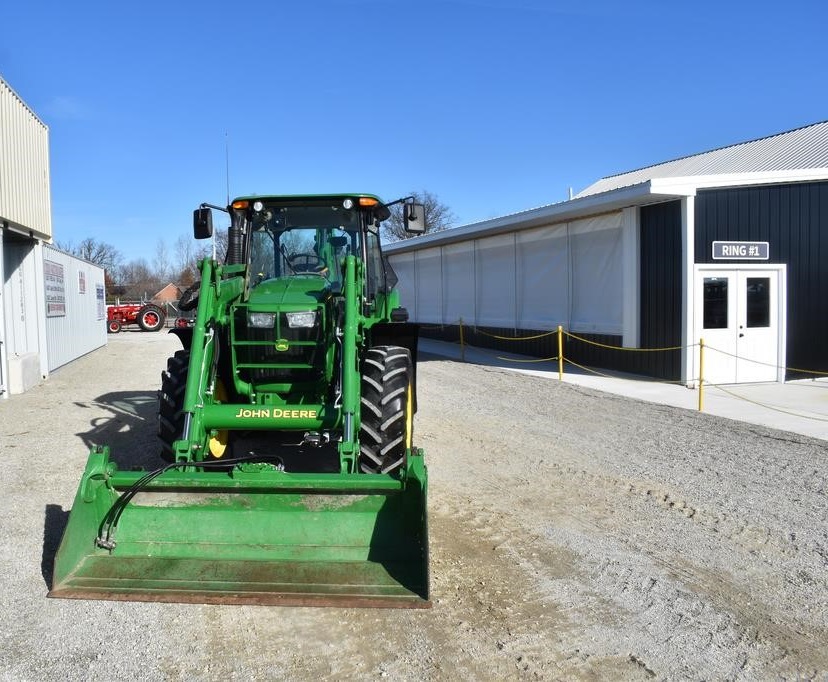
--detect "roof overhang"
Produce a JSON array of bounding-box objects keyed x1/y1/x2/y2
[
  {"x1": 649, "y1": 168, "x2": 828, "y2": 196},
  {"x1": 1, "y1": 219, "x2": 50, "y2": 243},
  {"x1": 385, "y1": 181, "x2": 680, "y2": 254}
]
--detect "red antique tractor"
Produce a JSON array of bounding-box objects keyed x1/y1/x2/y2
[{"x1": 106, "y1": 303, "x2": 166, "y2": 333}]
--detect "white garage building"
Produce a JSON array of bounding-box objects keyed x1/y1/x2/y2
[{"x1": 1, "y1": 76, "x2": 105, "y2": 398}]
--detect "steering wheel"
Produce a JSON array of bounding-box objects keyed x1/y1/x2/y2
[{"x1": 288, "y1": 253, "x2": 327, "y2": 275}]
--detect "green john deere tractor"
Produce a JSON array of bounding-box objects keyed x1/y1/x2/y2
[{"x1": 50, "y1": 194, "x2": 429, "y2": 607}]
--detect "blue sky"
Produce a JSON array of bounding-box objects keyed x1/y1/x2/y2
[{"x1": 2, "y1": 0, "x2": 827, "y2": 258}]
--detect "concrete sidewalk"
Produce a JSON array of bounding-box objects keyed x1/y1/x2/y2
[{"x1": 419, "y1": 338, "x2": 828, "y2": 442}]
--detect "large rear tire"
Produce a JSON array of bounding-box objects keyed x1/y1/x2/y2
[
  {"x1": 359, "y1": 346, "x2": 413, "y2": 474},
  {"x1": 138, "y1": 304, "x2": 166, "y2": 331},
  {"x1": 158, "y1": 350, "x2": 189, "y2": 462}
]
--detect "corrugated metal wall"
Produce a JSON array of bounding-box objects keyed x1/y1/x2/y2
[
  {"x1": 0, "y1": 77, "x2": 52, "y2": 239},
  {"x1": 638, "y1": 201, "x2": 682, "y2": 380},
  {"x1": 43, "y1": 245, "x2": 106, "y2": 371},
  {"x1": 695, "y1": 181, "x2": 828, "y2": 378}
]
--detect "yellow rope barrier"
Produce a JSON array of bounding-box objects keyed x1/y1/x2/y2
[
  {"x1": 562, "y1": 357, "x2": 617, "y2": 378},
  {"x1": 562, "y1": 358, "x2": 693, "y2": 386},
  {"x1": 420, "y1": 321, "x2": 828, "y2": 387},
  {"x1": 707, "y1": 383, "x2": 828, "y2": 423},
  {"x1": 451, "y1": 341, "x2": 557, "y2": 364},
  {"x1": 495, "y1": 355, "x2": 558, "y2": 364},
  {"x1": 563, "y1": 330, "x2": 685, "y2": 352},
  {"x1": 704, "y1": 344, "x2": 828, "y2": 376},
  {"x1": 472, "y1": 327, "x2": 557, "y2": 341}
]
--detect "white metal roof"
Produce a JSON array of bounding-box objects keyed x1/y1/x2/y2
[
  {"x1": 576, "y1": 120, "x2": 828, "y2": 198},
  {"x1": 386, "y1": 121, "x2": 828, "y2": 255}
]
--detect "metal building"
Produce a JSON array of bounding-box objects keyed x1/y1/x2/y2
[
  {"x1": 0, "y1": 76, "x2": 106, "y2": 398},
  {"x1": 386, "y1": 121, "x2": 828, "y2": 385}
]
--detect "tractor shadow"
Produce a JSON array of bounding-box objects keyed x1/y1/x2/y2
[
  {"x1": 43, "y1": 390, "x2": 162, "y2": 589},
  {"x1": 72, "y1": 390, "x2": 164, "y2": 470}
]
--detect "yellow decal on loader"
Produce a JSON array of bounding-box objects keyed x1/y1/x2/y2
[{"x1": 233, "y1": 407, "x2": 318, "y2": 419}]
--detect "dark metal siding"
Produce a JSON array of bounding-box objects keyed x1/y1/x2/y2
[
  {"x1": 417, "y1": 324, "x2": 626, "y2": 372},
  {"x1": 638, "y1": 201, "x2": 683, "y2": 380},
  {"x1": 695, "y1": 181, "x2": 828, "y2": 378}
]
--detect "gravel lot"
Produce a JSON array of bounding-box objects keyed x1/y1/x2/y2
[{"x1": 1, "y1": 330, "x2": 826, "y2": 681}]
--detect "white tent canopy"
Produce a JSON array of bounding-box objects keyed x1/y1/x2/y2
[{"x1": 389, "y1": 211, "x2": 624, "y2": 334}]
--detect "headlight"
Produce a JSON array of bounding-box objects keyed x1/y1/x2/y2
[
  {"x1": 247, "y1": 312, "x2": 275, "y2": 328},
  {"x1": 286, "y1": 311, "x2": 317, "y2": 328}
]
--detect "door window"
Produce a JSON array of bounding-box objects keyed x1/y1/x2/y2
[
  {"x1": 703, "y1": 277, "x2": 728, "y2": 329},
  {"x1": 745, "y1": 277, "x2": 770, "y2": 328}
]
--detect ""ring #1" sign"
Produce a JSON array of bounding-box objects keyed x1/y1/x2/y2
[{"x1": 712, "y1": 241, "x2": 769, "y2": 260}]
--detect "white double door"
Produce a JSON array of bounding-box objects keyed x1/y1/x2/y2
[{"x1": 693, "y1": 266, "x2": 785, "y2": 384}]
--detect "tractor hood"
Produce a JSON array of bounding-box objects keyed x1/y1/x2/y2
[{"x1": 248, "y1": 276, "x2": 330, "y2": 308}]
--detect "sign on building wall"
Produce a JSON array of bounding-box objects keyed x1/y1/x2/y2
[
  {"x1": 44, "y1": 259, "x2": 66, "y2": 317},
  {"x1": 712, "y1": 241, "x2": 769, "y2": 260},
  {"x1": 96, "y1": 284, "x2": 105, "y2": 320}
]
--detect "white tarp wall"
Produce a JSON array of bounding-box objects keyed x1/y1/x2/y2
[
  {"x1": 388, "y1": 211, "x2": 624, "y2": 334},
  {"x1": 43, "y1": 245, "x2": 106, "y2": 371}
]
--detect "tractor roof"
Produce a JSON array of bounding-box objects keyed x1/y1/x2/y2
[{"x1": 230, "y1": 194, "x2": 390, "y2": 221}]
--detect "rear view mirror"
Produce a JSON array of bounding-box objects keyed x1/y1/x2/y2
[
  {"x1": 403, "y1": 203, "x2": 426, "y2": 234},
  {"x1": 193, "y1": 208, "x2": 213, "y2": 239}
]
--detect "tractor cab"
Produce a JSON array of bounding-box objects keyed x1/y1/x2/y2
[
  {"x1": 194, "y1": 194, "x2": 410, "y2": 301},
  {"x1": 245, "y1": 200, "x2": 361, "y2": 289}
]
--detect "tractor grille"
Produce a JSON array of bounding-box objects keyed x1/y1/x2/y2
[{"x1": 233, "y1": 308, "x2": 324, "y2": 385}]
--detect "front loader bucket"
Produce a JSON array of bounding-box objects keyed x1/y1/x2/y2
[{"x1": 49, "y1": 448, "x2": 429, "y2": 608}]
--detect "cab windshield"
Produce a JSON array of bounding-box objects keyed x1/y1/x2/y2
[{"x1": 248, "y1": 202, "x2": 362, "y2": 287}]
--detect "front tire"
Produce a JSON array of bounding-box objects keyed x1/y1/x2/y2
[
  {"x1": 158, "y1": 350, "x2": 189, "y2": 462},
  {"x1": 107, "y1": 319, "x2": 122, "y2": 334},
  {"x1": 359, "y1": 346, "x2": 413, "y2": 474}
]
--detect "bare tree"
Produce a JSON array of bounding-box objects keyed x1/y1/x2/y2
[
  {"x1": 116, "y1": 258, "x2": 165, "y2": 302},
  {"x1": 382, "y1": 190, "x2": 456, "y2": 242},
  {"x1": 172, "y1": 235, "x2": 198, "y2": 286},
  {"x1": 154, "y1": 238, "x2": 171, "y2": 284},
  {"x1": 58, "y1": 237, "x2": 122, "y2": 273}
]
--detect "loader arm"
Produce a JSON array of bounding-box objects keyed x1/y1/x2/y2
[{"x1": 175, "y1": 260, "x2": 245, "y2": 462}]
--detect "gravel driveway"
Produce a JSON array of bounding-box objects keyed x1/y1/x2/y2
[{"x1": 1, "y1": 331, "x2": 826, "y2": 680}]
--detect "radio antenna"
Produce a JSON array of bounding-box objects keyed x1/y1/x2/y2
[{"x1": 225, "y1": 131, "x2": 230, "y2": 206}]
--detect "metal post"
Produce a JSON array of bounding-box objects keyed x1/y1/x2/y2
[
  {"x1": 459, "y1": 317, "x2": 465, "y2": 362},
  {"x1": 698, "y1": 338, "x2": 705, "y2": 412},
  {"x1": 558, "y1": 325, "x2": 564, "y2": 380}
]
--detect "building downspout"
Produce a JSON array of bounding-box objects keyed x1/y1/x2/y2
[
  {"x1": 0, "y1": 224, "x2": 7, "y2": 398},
  {"x1": 680, "y1": 195, "x2": 696, "y2": 386},
  {"x1": 33, "y1": 240, "x2": 49, "y2": 382}
]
